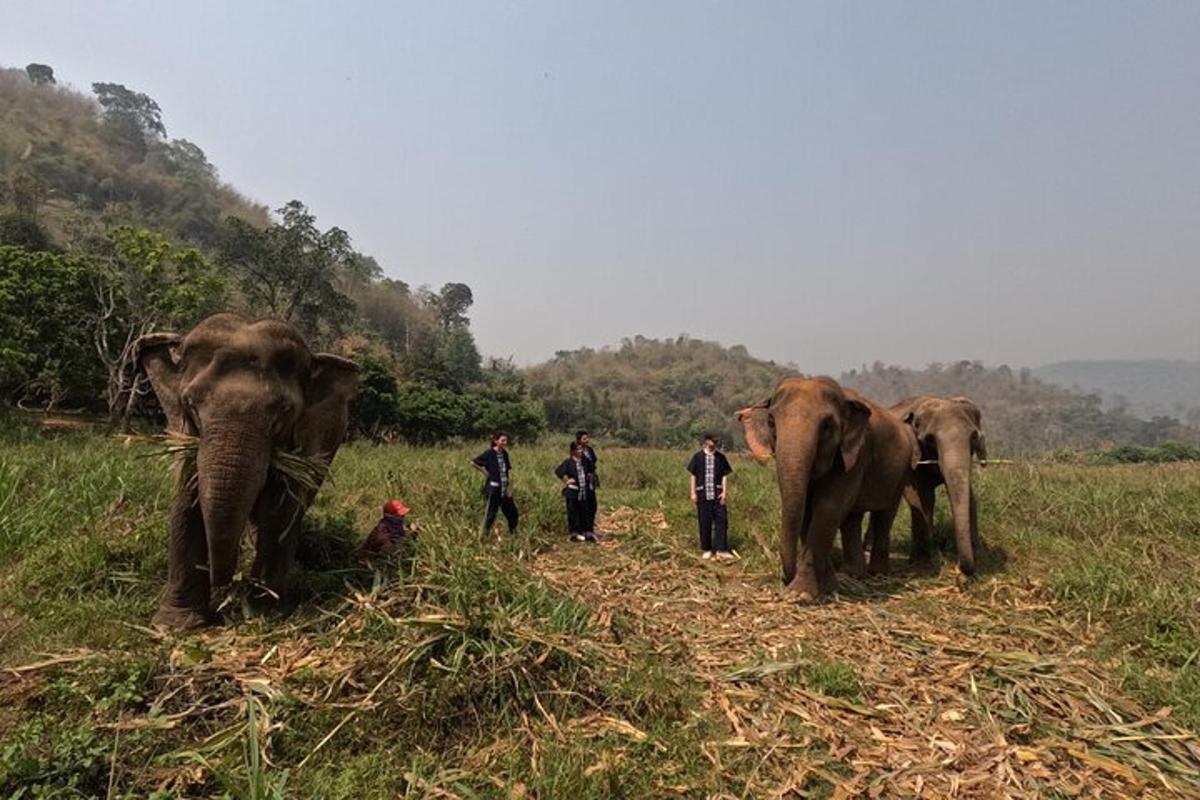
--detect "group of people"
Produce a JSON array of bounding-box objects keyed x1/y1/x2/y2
[
  {"x1": 470, "y1": 429, "x2": 738, "y2": 557},
  {"x1": 359, "y1": 430, "x2": 740, "y2": 563}
]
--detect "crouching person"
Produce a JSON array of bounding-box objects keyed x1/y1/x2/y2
[{"x1": 358, "y1": 499, "x2": 419, "y2": 566}]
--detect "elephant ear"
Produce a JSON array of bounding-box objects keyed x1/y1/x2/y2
[
  {"x1": 840, "y1": 398, "x2": 871, "y2": 472},
  {"x1": 903, "y1": 425, "x2": 921, "y2": 470},
  {"x1": 297, "y1": 354, "x2": 360, "y2": 458},
  {"x1": 135, "y1": 332, "x2": 184, "y2": 432},
  {"x1": 736, "y1": 400, "x2": 774, "y2": 464}
]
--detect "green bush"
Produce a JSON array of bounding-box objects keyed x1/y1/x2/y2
[{"x1": 1093, "y1": 441, "x2": 1200, "y2": 464}]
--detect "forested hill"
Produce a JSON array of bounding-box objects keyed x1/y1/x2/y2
[
  {"x1": 1033, "y1": 360, "x2": 1200, "y2": 424},
  {"x1": 527, "y1": 343, "x2": 1197, "y2": 453},
  {"x1": 840, "y1": 361, "x2": 1194, "y2": 455},
  {"x1": 0, "y1": 62, "x2": 544, "y2": 444},
  {"x1": 525, "y1": 336, "x2": 795, "y2": 446},
  {"x1": 0, "y1": 66, "x2": 267, "y2": 248}
]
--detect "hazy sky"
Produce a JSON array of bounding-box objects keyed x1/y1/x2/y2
[{"x1": 4, "y1": 1, "x2": 1198, "y2": 372}]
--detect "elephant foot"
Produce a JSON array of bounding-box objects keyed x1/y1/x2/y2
[
  {"x1": 867, "y1": 561, "x2": 890, "y2": 577},
  {"x1": 786, "y1": 576, "x2": 826, "y2": 604},
  {"x1": 152, "y1": 604, "x2": 212, "y2": 631}
]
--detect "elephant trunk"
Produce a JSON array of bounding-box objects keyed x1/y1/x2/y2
[
  {"x1": 775, "y1": 427, "x2": 817, "y2": 586},
  {"x1": 937, "y1": 432, "x2": 976, "y2": 576},
  {"x1": 196, "y1": 420, "x2": 272, "y2": 591}
]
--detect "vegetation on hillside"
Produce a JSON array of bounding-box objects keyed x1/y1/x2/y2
[
  {"x1": 840, "y1": 360, "x2": 1196, "y2": 455},
  {"x1": 526, "y1": 335, "x2": 795, "y2": 447},
  {"x1": 1034, "y1": 359, "x2": 1200, "y2": 424},
  {"x1": 0, "y1": 66, "x2": 267, "y2": 248},
  {"x1": 528, "y1": 340, "x2": 1197, "y2": 453},
  {"x1": 1, "y1": 416, "x2": 1197, "y2": 797},
  {"x1": 0, "y1": 63, "x2": 543, "y2": 440}
]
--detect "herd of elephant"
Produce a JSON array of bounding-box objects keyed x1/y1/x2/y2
[
  {"x1": 133, "y1": 314, "x2": 987, "y2": 630},
  {"x1": 735, "y1": 377, "x2": 986, "y2": 602}
]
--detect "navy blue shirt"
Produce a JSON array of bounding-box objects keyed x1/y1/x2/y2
[
  {"x1": 687, "y1": 450, "x2": 733, "y2": 501},
  {"x1": 473, "y1": 447, "x2": 513, "y2": 493},
  {"x1": 554, "y1": 458, "x2": 591, "y2": 499}
]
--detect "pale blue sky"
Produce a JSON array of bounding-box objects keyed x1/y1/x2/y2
[{"x1": 4, "y1": 1, "x2": 1198, "y2": 372}]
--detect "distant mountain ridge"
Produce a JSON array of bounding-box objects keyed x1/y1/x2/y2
[{"x1": 1033, "y1": 360, "x2": 1200, "y2": 422}]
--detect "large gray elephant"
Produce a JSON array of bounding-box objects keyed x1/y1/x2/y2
[
  {"x1": 890, "y1": 395, "x2": 987, "y2": 576},
  {"x1": 137, "y1": 313, "x2": 359, "y2": 630},
  {"x1": 737, "y1": 377, "x2": 917, "y2": 601}
]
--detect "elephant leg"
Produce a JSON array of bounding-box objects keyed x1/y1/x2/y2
[
  {"x1": 153, "y1": 486, "x2": 212, "y2": 630},
  {"x1": 840, "y1": 512, "x2": 867, "y2": 578},
  {"x1": 249, "y1": 481, "x2": 304, "y2": 611},
  {"x1": 908, "y1": 479, "x2": 936, "y2": 564},
  {"x1": 790, "y1": 499, "x2": 843, "y2": 601},
  {"x1": 968, "y1": 487, "x2": 983, "y2": 556},
  {"x1": 867, "y1": 503, "x2": 899, "y2": 575}
]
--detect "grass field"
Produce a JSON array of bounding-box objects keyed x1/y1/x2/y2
[{"x1": 1, "y1": 415, "x2": 1198, "y2": 798}]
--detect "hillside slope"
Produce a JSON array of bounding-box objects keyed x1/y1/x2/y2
[
  {"x1": 0, "y1": 66, "x2": 267, "y2": 248},
  {"x1": 525, "y1": 335, "x2": 795, "y2": 446},
  {"x1": 1034, "y1": 359, "x2": 1200, "y2": 422}
]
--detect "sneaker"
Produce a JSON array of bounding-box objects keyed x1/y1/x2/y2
[
  {"x1": 583, "y1": 533, "x2": 598, "y2": 543},
  {"x1": 715, "y1": 551, "x2": 735, "y2": 560},
  {"x1": 570, "y1": 534, "x2": 586, "y2": 542},
  {"x1": 701, "y1": 550, "x2": 714, "y2": 560}
]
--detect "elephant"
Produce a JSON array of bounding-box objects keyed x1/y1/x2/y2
[
  {"x1": 737, "y1": 377, "x2": 918, "y2": 601},
  {"x1": 889, "y1": 395, "x2": 987, "y2": 576},
  {"x1": 136, "y1": 313, "x2": 359, "y2": 630}
]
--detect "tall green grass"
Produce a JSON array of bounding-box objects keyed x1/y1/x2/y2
[{"x1": 1, "y1": 416, "x2": 1198, "y2": 796}]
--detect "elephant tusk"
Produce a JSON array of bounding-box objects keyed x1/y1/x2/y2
[{"x1": 914, "y1": 458, "x2": 1013, "y2": 466}]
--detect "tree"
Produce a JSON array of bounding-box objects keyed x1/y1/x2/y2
[
  {"x1": 0, "y1": 246, "x2": 105, "y2": 408},
  {"x1": 218, "y1": 201, "x2": 356, "y2": 342},
  {"x1": 91, "y1": 82, "x2": 166, "y2": 138},
  {"x1": 92, "y1": 82, "x2": 166, "y2": 161},
  {"x1": 0, "y1": 213, "x2": 51, "y2": 252},
  {"x1": 434, "y1": 282, "x2": 473, "y2": 329},
  {"x1": 437, "y1": 326, "x2": 483, "y2": 391},
  {"x1": 90, "y1": 227, "x2": 225, "y2": 422},
  {"x1": 25, "y1": 63, "x2": 55, "y2": 85}
]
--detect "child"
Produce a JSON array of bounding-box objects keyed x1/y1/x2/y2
[
  {"x1": 687, "y1": 433, "x2": 735, "y2": 559},
  {"x1": 555, "y1": 441, "x2": 596, "y2": 542},
  {"x1": 472, "y1": 431, "x2": 519, "y2": 535},
  {"x1": 358, "y1": 499, "x2": 418, "y2": 565}
]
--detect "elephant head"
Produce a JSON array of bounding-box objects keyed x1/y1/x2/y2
[
  {"x1": 737, "y1": 377, "x2": 872, "y2": 588},
  {"x1": 136, "y1": 313, "x2": 358, "y2": 623},
  {"x1": 901, "y1": 395, "x2": 985, "y2": 575}
]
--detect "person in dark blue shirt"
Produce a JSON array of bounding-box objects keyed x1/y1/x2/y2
[
  {"x1": 575, "y1": 430, "x2": 599, "y2": 531},
  {"x1": 687, "y1": 433, "x2": 734, "y2": 559},
  {"x1": 555, "y1": 441, "x2": 596, "y2": 542},
  {"x1": 471, "y1": 431, "x2": 519, "y2": 535}
]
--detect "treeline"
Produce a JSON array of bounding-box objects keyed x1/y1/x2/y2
[
  {"x1": 839, "y1": 361, "x2": 1196, "y2": 455},
  {"x1": 0, "y1": 63, "x2": 543, "y2": 442},
  {"x1": 525, "y1": 335, "x2": 794, "y2": 446}
]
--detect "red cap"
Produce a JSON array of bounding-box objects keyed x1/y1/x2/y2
[{"x1": 383, "y1": 499, "x2": 410, "y2": 516}]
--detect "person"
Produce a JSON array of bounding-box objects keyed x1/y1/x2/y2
[
  {"x1": 357, "y1": 499, "x2": 418, "y2": 566},
  {"x1": 555, "y1": 441, "x2": 597, "y2": 542},
  {"x1": 687, "y1": 433, "x2": 735, "y2": 559},
  {"x1": 575, "y1": 430, "x2": 599, "y2": 530},
  {"x1": 472, "y1": 431, "x2": 519, "y2": 535}
]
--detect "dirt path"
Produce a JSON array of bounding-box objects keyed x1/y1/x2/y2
[{"x1": 533, "y1": 509, "x2": 1200, "y2": 799}]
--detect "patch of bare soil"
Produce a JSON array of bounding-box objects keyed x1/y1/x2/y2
[{"x1": 534, "y1": 507, "x2": 1200, "y2": 798}]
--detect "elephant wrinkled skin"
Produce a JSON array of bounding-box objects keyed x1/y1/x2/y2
[
  {"x1": 890, "y1": 395, "x2": 987, "y2": 576},
  {"x1": 136, "y1": 313, "x2": 359, "y2": 630},
  {"x1": 737, "y1": 377, "x2": 918, "y2": 601}
]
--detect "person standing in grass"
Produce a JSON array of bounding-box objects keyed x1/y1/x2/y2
[
  {"x1": 576, "y1": 430, "x2": 599, "y2": 531},
  {"x1": 555, "y1": 441, "x2": 597, "y2": 542},
  {"x1": 687, "y1": 432, "x2": 735, "y2": 559},
  {"x1": 472, "y1": 431, "x2": 519, "y2": 535}
]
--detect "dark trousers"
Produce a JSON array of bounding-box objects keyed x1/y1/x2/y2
[
  {"x1": 565, "y1": 491, "x2": 595, "y2": 534},
  {"x1": 483, "y1": 490, "x2": 519, "y2": 534},
  {"x1": 697, "y1": 499, "x2": 728, "y2": 552}
]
